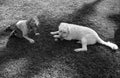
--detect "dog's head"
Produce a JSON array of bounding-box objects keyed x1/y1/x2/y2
[
  {"x1": 58, "y1": 23, "x2": 70, "y2": 38},
  {"x1": 27, "y1": 16, "x2": 40, "y2": 34}
]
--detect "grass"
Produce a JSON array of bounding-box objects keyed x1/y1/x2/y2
[{"x1": 0, "y1": 0, "x2": 120, "y2": 78}]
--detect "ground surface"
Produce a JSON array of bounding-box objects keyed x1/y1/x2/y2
[{"x1": 0, "y1": 0, "x2": 120, "y2": 78}]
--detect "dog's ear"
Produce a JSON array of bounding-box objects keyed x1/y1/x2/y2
[
  {"x1": 65, "y1": 25, "x2": 70, "y2": 36},
  {"x1": 33, "y1": 16, "x2": 39, "y2": 27}
]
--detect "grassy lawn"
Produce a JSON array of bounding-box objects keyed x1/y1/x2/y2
[{"x1": 0, "y1": 0, "x2": 120, "y2": 78}]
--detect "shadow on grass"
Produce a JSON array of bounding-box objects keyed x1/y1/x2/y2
[
  {"x1": 69, "y1": 0, "x2": 104, "y2": 25},
  {"x1": 108, "y1": 14, "x2": 120, "y2": 47}
]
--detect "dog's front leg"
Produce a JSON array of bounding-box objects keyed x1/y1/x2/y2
[
  {"x1": 53, "y1": 35, "x2": 60, "y2": 38},
  {"x1": 23, "y1": 35, "x2": 35, "y2": 43},
  {"x1": 22, "y1": 28, "x2": 35, "y2": 43},
  {"x1": 33, "y1": 27, "x2": 40, "y2": 36},
  {"x1": 74, "y1": 38, "x2": 87, "y2": 52},
  {"x1": 50, "y1": 31, "x2": 59, "y2": 35}
]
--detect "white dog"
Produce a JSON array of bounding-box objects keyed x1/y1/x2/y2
[
  {"x1": 5, "y1": 16, "x2": 40, "y2": 43},
  {"x1": 50, "y1": 22, "x2": 118, "y2": 52}
]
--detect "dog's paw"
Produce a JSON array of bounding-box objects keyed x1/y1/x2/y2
[
  {"x1": 50, "y1": 32, "x2": 54, "y2": 35},
  {"x1": 35, "y1": 33, "x2": 40, "y2": 36},
  {"x1": 74, "y1": 48, "x2": 87, "y2": 52},
  {"x1": 29, "y1": 39, "x2": 35, "y2": 44},
  {"x1": 74, "y1": 49, "x2": 81, "y2": 52}
]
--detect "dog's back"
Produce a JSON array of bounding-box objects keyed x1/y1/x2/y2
[
  {"x1": 60, "y1": 23, "x2": 98, "y2": 40},
  {"x1": 16, "y1": 20, "x2": 28, "y2": 34}
]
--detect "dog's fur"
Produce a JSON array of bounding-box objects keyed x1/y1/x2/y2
[
  {"x1": 5, "y1": 16, "x2": 40, "y2": 43},
  {"x1": 51, "y1": 22, "x2": 118, "y2": 52}
]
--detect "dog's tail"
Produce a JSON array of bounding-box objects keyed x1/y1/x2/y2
[{"x1": 97, "y1": 36, "x2": 118, "y2": 50}]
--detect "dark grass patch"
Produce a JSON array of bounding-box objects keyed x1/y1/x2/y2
[
  {"x1": 70, "y1": 0, "x2": 104, "y2": 25},
  {"x1": 108, "y1": 14, "x2": 120, "y2": 47}
]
